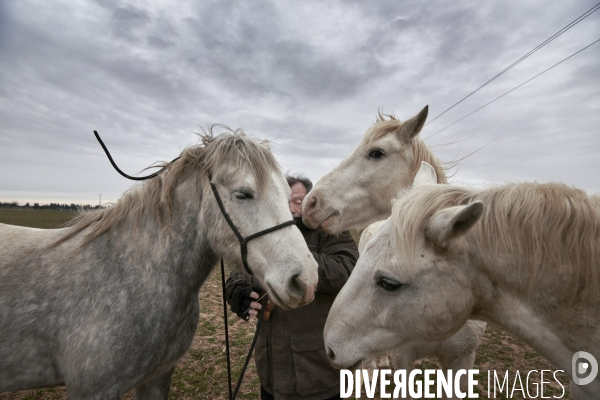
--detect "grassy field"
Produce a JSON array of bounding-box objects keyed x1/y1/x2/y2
[
  {"x1": 0, "y1": 209, "x2": 77, "y2": 229},
  {"x1": 0, "y1": 210, "x2": 572, "y2": 399}
]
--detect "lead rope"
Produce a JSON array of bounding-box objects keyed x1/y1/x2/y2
[{"x1": 221, "y1": 259, "x2": 264, "y2": 400}]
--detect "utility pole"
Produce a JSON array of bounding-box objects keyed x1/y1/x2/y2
[{"x1": 99, "y1": 193, "x2": 102, "y2": 208}]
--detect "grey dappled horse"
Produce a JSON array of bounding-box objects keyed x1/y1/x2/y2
[{"x1": 0, "y1": 130, "x2": 318, "y2": 399}]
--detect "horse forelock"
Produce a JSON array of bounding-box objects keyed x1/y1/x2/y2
[
  {"x1": 363, "y1": 113, "x2": 403, "y2": 146},
  {"x1": 54, "y1": 127, "x2": 281, "y2": 248},
  {"x1": 391, "y1": 182, "x2": 600, "y2": 302},
  {"x1": 200, "y1": 125, "x2": 281, "y2": 190}
]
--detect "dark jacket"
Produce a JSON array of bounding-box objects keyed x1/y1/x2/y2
[{"x1": 226, "y1": 218, "x2": 358, "y2": 400}]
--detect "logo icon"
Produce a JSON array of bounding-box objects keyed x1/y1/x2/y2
[{"x1": 572, "y1": 351, "x2": 598, "y2": 386}]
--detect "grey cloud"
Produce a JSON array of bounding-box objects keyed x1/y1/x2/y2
[
  {"x1": 147, "y1": 36, "x2": 174, "y2": 49},
  {"x1": 180, "y1": 1, "x2": 394, "y2": 101},
  {"x1": 1, "y1": 0, "x2": 599, "y2": 204}
]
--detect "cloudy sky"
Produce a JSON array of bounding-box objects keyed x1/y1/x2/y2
[{"x1": 1, "y1": 0, "x2": 599, "y2": 205}]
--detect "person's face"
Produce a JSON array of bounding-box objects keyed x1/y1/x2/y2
[{"x1": 289, "y1": 182, "x2": 308, "y2": 218}]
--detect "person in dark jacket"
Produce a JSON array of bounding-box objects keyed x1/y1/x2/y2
[{"x1": 226, "y1": 174, "x2": 359, "y2": 400}]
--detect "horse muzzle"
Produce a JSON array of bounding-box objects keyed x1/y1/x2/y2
[
  {"x1": 265, "y1": 263, "x2": 318, "y2": 310},
  {"x1": 302, "y1": 192, "x2": 341, "y2": 234}
]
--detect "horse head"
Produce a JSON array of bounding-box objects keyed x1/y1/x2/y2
[
  {"x1": 302, "y1": 106, "x2": 448, "y2": 235},
  {"x1": 199, "y1": 130, "x2": 319, "y2": 309},
  {"x1": 323, "y1": 163, "x2": 482, "y2": 368}
]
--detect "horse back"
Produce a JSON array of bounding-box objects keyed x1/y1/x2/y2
[
  {"x1": 0, "y1": 223, "x2": 67, "y2": 262},
  {"x1": 0, "y1": 222, "x2": 203, "y2": 394}
]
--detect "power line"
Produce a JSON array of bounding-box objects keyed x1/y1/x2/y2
[
  {"x1": 426, "y1": 2, "x2": 600, "y2": 126},
  {"x1": 424, "y1": 37, "x2": 600, "y2": 140}
]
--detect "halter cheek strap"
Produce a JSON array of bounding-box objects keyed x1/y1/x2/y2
[{"x1": 208, "y1": 175, "x2": 296, "y2": 275}]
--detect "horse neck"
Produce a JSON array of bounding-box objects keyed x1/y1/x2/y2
[
  {"x1": 466, "y1": 228, "x2": 600, "y2": 370},
  {"x1": 103, "y1": 177, "x2": 218, "y2": 289}
]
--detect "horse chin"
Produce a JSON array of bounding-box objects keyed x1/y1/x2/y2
[
  {"x1": 302, "y1": 209, "x2": 340, "y2": 232},
  {"x1": 301, "y1": 214, "x2": 319, "y2": 230},
  {"x1": 268, "y1": 289, "x2": 291, "y2": 310},
  {"x1": 267, "y1": 284, "x2": 315, "y2": 310},
  {"x1": 331, "y1": 358, "x2": 363, "y2": 371},
  {"x1": 317, "y1": 212, "x2": 341, "y2": 234}
]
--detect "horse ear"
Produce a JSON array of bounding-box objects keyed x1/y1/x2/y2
[
  {"x1": 397, "y1": 105, "x2": 428, "y2": 143},
  {"x1": 413, "y1": 161, "x2": 437, "y2": 186},
  {"x1": 426, "y1": 201, "x2": 483, "y2": 246}
]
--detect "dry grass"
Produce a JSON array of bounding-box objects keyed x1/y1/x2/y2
[{"x1": 0, "y1": 212, "x2": 572, "y2": 399}]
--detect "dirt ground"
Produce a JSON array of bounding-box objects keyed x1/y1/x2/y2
[{"x1": 0, "y1": 212, "x2": 574, "y2": 399}]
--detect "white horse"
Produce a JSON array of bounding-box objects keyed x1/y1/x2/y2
[
  {"x1": 325, "y1": 162, "x2": 600, "y2": 399},
  {"x1": 358, "y1": 221, "x2": 486, "y2": 399},
  {"x1": 0, "y1": 129, "x2": 318, "y2": 399},
  {"x1": 303, "y1": 106, "x2": 447, "y2": 234},
  {"x1": 302, "y1": 106, "x2": 485, "y2": 394}
]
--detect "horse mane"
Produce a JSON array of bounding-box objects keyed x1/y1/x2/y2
[
  {"x1": 54, "y1": 126, "x2": 280, "y2": 248},
  {"x1": 364, "y1": 113, "x2": 448, "y2": 183},
  {"x1": 391, "y1": 182, "x2": 600, "y2": 303}
]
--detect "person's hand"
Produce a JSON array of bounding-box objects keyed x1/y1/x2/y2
[
  {"x1": 230, "y1": 287, "x2": 261, "y2": 321},
  {"x1": 231, "y1": 290, "x2": 274, "y2": 321},
  {"x1": 246, "y1": 291, "x2": 262, "y2": 319},
  {"x1": 249, "y1": 294, "x2": 276, "y2": 321}
]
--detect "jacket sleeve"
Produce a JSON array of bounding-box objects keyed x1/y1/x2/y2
[
  {"x1": 225, "y1": 270, "x2": 250, "y2": 305},
  {"x1": 312, "y1": 231, "x2": 359, "y2": 295}
]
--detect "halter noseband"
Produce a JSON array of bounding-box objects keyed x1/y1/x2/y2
[{"x1": 208, "y1": 174, "x2": 296, "y2": 275}]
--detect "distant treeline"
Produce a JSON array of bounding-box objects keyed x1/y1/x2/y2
[{"x1": 0, "y1": 202, "x2": 103, "y2": 210}]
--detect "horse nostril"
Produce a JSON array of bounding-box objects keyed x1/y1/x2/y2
[
  {"x1": 304, "y1": 194, "x2": 318, "y2": 214},
  {"x1": 326, "y1": 347, "x2": 335, "y2": 361},
  {"x1": 288, "y1": 273, "x2": 306, "y2": 299}
]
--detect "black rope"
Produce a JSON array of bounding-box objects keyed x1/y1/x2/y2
[
  {"x1": 221, "y1": 259, "x2": 233, "y2": 400},
  {"x1": 93, "y1": 130, "x2": 179, "y2": 180},
  {"x1": 221, "y1": 259, "x2": 264, "y2": 400}
]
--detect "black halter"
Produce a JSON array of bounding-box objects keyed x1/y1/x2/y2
[
  {"x1": 93, "y1": 130, "x2": 295, "y2": 275},
  {"x1": 208, "y1": 175, "x2": 296, "y2": 275},
  {"x1": 94, "y1": 130, "x2": 292, "y2": 400}
]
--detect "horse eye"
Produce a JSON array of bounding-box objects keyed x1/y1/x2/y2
[
  {"x1": 377, "y1": 277, "x2": 402, "y2": 291},
  {"x1": 234, "y1": 191, "x2": 253, "y2": 200},
  {"x1": 368, "y1": 150, "x2": 384, "y2": 159}
]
